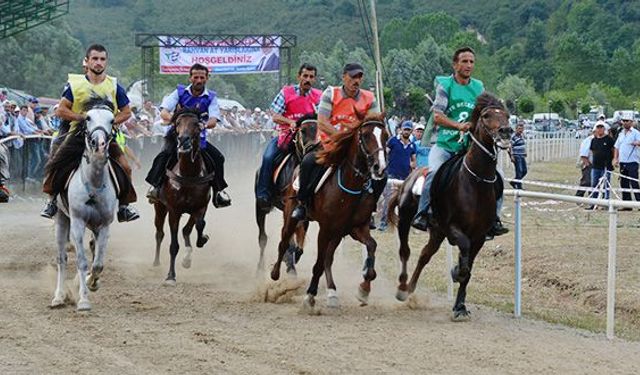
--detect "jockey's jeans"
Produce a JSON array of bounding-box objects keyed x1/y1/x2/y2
[
  {"x1": 256, "y1": 137, "x2": 281, "y2": 200},
  {"x1": 416, "y1": 144, "x2": 454, "y2": 215}
]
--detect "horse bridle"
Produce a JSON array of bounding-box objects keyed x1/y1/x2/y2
[
  {"x1": 174, "y1": 112, "x2": 204, "y2": 162},
  {"x1": 464, "y1": 106, "x2": 509, "y2": 184},
  {"x1": 84, "y1": 105, "x2": 114, "y2": 155},
  {"x1": 355, "y1": 120, "x2": 386, "y2": 175},
  {"x1": 295, "y1": 119, "x2": 318, "y2": 156}
]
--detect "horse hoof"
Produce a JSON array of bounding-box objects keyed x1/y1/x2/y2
[
  {"x1": 87, "y1": 280, "x2": 100, "y2": 292},
  {"x1": 302, "y1": 294, "x2": 317, "y2": 314},
  {"x1": 327, "y1": 290, "x2": 339, "y2": 308},
  {"x1": 356, "y1": 285, "x2": 369, "y2": 306},
  {"x1": 182, "y1": 257, "x2": 192, "y2": 269},
  {"x1": 395, "y1": 289, "x2": 409, "y2": 302},
  {"x1": 164, "y1": 279, "x2": 177, "y2": 287},
  {"x1": 76, "y1": 300, "x2": 92, "y2": 311},
  {"x1": 451, "y1": 308, "x2": 471, "y2": 322},
  {"x1": 196, "y1": 235, "x2": 209, "y2": 248},
  {"x1": 50, "y1": 296, "x2": 65, "y2": 308},
  {"x1": 270, "y1": 267, "x2": 281, "y2": 281}
]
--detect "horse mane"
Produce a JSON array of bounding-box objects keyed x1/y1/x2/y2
[
  {"x1": 469, "y1": 92, "x2": 506, "y2": 131},
  {"x1": 170, "y1": 107, "x2": 201, "y2": 125},
  {"x1": 316, "y1": 112, "x2": 386, "y2": 166},
  {"x1": 82, "y1": 96, "x2": 115, "y2": 113}
]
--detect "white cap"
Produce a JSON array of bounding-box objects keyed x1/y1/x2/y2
[
  {"x1": 592, "y1": 120, "x2": 609, "y2": 131},
  {"x1": 254, "y1": 107, "x2": 261, "y2": 112},
  {"x1": 619, "y1": 111, "x2": 634, "y2": 121},
  {"x1": 414, "y1": 124, "x2": 425, "y2": 130}
]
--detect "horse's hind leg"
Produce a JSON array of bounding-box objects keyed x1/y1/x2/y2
[
  {"x1": 153, "y1": 203, "x2": 167, "y2": 267},
  {"x1": 87, "y1": 225, "x2": 110, "y2": 292},
  {"x1": 395, "y1": 205, "x2": 414, "y2": 301},
  {"x1": 69, "y1": 218, "x2": 91, "y2": 311},
  {"x1": 181, "y1": 215, "x2": 196, "y2": 269},
  {"x1": 165, "y1": 212, "x2": 180, "y2": 286},
  {"x1": 350, "y1": 224, "x2": 378, "y2": 306},
  {"x1": 51, "y1": 214, "x2": 70, "y2": 308},
  {"x1": 407, "y1": 228, "x2": 446, "y2": 295},
  {"x1": 256, "y1": 201, "x2": 268, "y2": 272},
  {"x1": 195, "y1": 211, "x2": 209, "y2": 248}
]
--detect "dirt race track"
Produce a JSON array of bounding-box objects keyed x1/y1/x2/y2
[{"x1": 1, "y1": 168, "x2": 639, "y2": 375}]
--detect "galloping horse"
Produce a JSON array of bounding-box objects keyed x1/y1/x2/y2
[
  {"x1": 152, "y1": 108, "x2": 212, "y2": 286},
  {"x1": 254, "y1": 115, "x2": 318, "y2": 273},
  {"x1": 271, "y1": 113, "x2": 388, "y2": 310},
  {"x1": 50, "y1": 97, "x2": 119, "y2": 311},
  {"x1": 388, "y1": 92, "x2": 512, "y2": 320}
]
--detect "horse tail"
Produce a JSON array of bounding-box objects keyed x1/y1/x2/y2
[{"x1": 387, "y1": 187, "x2": 400, "y2": 228}]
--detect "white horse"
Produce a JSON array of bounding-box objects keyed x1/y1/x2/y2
[{"x1": 51, "y1": 99, "x2": 118, "y2": 311}]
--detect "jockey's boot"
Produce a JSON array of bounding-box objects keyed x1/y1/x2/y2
[
  {"x1": 117, "y1": 205, "x2": 140, "y2": 222},
  {"x1": 256, "y1": 196, "x2": 271, "y2": 211},
  {"x1": 291, "y1": 203, "x2": 307, "y2": 221},
  {"x1": 213, "y1": 190, "x2": 231, "y2": 208},
  {"x1": 411, "y1": 210, "x2": 432, "y2": 232},
  {"x1": 490, "y1": 218, "x2": 509, "y2": 236},
  {"x1": 40, "y1": 197, "x2": 58, "y2": 219},
  {"x1": 146, "y1": 186, "x2": 160, "y2": 204}
]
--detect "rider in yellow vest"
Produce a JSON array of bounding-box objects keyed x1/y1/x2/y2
[
  {"x1": 41, "y1": 44, "x2": 139, "y2": 222},
  {"x1": 291, "y1": 63, "x2": 380, "y2": 221}
]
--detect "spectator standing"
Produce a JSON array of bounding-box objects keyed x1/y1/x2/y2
[
  {"x1": 589, "y1": 121, "x2": 615, "y2": 201},
  {"x1": 378, "y1": 120, "x2": 416, "y2": 231},
  {"x1": 411, "y1": 122, "x2": 429, "y2": 168},
  {"x1": 612, "y1": 111, "x2": 640, "y2": 208},
  {"x1": 577, "y1": 128, "x2": 594, "y2": 197},
  {"x1": 509, "y1": 122, "x2": 527, "y2": 189}
]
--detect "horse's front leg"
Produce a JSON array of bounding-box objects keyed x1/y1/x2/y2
[
  {"x1": 322, "y1": 237, "x2": 342, "y2": 308},
  {"x1": 395, "y1": 203, "x2": 414, "y2": 301},
  {"x1": 302, "y1": 228, "x2": 330, "y2": 313},
  {"x1": 270, "y1": 213, "x2": 298, "y2": 281},
  {"x1": 350, "y1": 224, "x2": 377, "y2": 306},
  {"x1": 452, "y1": 241, "x2": 483, "y2": 321},
  {"x1": 165, "y1": 212, "x2": 181, "y2": 286},
  {"x1": 153, "y1": 203, "x2": 167, "y2": 267},
  {"x1": 181, "y1": 215, "x2": 196, "y2": 269},
  {"x1": 69, "y1": 218, "x2": 91, "y2": 311},
  {"x1": 87, "y1": 226, "x2": 110, "y2": 292},
  {"x1": 51, "y1": 214, "x2": 70, "y2": 308}
]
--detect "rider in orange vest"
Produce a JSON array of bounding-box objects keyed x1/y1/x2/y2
[{"x1": 291, "y1": 63, "x2": 379, "y2": 221}]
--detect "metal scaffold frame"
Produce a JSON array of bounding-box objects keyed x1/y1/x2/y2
[
  {"x1": 135, "y1": 33, "x2": 296, "y2": 102},
  {"x1": 0, "y1": 0, "x2": 70, "y2": 39}
]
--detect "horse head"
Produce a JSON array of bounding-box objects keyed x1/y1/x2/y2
[
  {"x1": 82, "y1": 97, "x2": 115, "y2": 162},
  {"x1": 171, "y1": 108, "x2": 202, "y2": 156},
  {"x1": 470, "y1": 93, "x2": 512, "y2": 153},
  {"x1": 294, "y1": 113, "x2": 318, "y2": 157},
  {"x1": 356, "y1": 113, "x2": 389, "y2": 180}
]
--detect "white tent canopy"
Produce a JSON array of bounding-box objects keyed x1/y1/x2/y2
[{"x1": 217, "y1": 98, "x2": 246, "y2": 111}]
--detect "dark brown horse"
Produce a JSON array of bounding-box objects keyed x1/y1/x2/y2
[
  {"x1": 255, "y1": 115, "x2": 318, "y2": 273},
  {"x1": 388, "y1": 92, "x2": 512, "y2": 320},
  {"x1": 271, "y1": 113, "x2": 388, "y2": 310},
  {"x1": 152, "y1": 108, "x2": 213, "y2": 286}
]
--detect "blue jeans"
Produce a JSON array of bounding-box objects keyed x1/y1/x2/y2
[
  {"x1": 590, "y1": 168, "x2": 611, "y2": 199},
  {"x1": 416, "y1": 145, "x2": 455, "y2": 215},
  {"x1": 510, "y1": 155, "x2": 527, "y2": 189},
  {"x1": 256, "y1": 137, "x2": 281, "y2": 200}
]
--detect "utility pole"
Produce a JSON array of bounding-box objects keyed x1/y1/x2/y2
[{"x1": 369, "y1": 0, "x2": 385, "y2": 112}]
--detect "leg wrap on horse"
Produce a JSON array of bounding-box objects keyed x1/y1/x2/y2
[
  {"x1": 109, "y1": 142, "x2": 137, "y2": 204},
  {"x1": 203, "y1": 143, "x2": 228, "y2": 191}
]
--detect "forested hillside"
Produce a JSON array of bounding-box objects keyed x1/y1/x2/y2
[{"x1": 3, "y1": 0, "x2": 640, "y2": 116}]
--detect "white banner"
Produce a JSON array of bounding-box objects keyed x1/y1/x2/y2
[{"x1": 158, "y1": 36, "x2": 281, "y2": 75}]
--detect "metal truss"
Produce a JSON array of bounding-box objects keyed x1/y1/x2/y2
[{"x1": 1, "y1": 0, "x2": 70, "y2": 39}]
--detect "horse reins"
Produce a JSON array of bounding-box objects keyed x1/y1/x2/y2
[
  {"x1": 464, "y1": 106, "x2": 509, "y2": 184},
  {"x1": 338, "y1": 120, "x2": 386, "y2": 195}
]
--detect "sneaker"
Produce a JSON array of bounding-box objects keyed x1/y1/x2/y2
[
  {"x1": 213, "y1": 190, "x2": 231, "y2": 208},
  {"x1": 117, "y1": 205, "x2": 140, "y2": 222},
  {"x1": 146, "y1": 187, "x2": 160, "y2": 204},
  {"x1": 40, "y1": 200, "x2": 58, "y2": 219},
  {"x1": 291, "y1": 204, "x2": 307, "y2": 221}
]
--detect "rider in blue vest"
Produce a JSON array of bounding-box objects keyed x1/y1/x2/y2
[{"x1": 145, "y1": 63, "x2": 231, "y2": 208}]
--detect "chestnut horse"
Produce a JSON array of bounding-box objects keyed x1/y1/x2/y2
[
  {"x1": 388, "y1": 92, "x2": 512, "y2": 320},
  {"x1": 254, "y1": 115, "x2": 318, "y2": 273},
  {"x1": 152, "y1": 108, "x2": 212, "y2": 286},
  {"x1": 271, "y1": 113, "x2": 388, "y2": 310}
]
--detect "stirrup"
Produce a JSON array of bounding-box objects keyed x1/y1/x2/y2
[{"x1": 213, "y1": 190, "x2": 231, "y2": 208}]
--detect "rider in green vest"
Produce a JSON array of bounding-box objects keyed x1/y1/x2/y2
[{"x1": 412, "y1": 47, "x2": 508, "y2": 237}]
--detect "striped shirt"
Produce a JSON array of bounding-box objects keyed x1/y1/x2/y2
[
  {"x1": 270, "y1": 84, "x2": 310, "y2": 115},
  {"x1": 511, "y1": 132, "x2": 526, "y2": 156}
]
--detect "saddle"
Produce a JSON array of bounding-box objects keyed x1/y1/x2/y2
[{"x1": 431, "y1": 152, "x2": 503, "y2": 205}]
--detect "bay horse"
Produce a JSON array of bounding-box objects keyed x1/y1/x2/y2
[
  {"x1": 271, "y1": 113, "x2": 388, "y2": 310},
  {"x1": 50, "y1": 97, "x2": 119, "y2": 311},
  {"x1": 255, "y1": 115, "x2": 318, "y2": 273},
  {"x1": 152, "y1": 108, "x2": 212, "y2": 286},
  {"x1": 388, "y1": 92, "x2": 512, "y2": 320}
]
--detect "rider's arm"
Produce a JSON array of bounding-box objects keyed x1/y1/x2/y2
[
  {"x1": 205, "y1": 96, "x2": 221, "y2": 129},
  {"x1": 317, "y1": 87, "x2": 337, "y2": 136},
  {"x1": 113, "y1": 105, "x2": 132, "y2": 126},
  {"x1": 56, "y1": 98, "x2": 85, "y2": 122},
  {"x1": 269, "y1": 88, "x2": 296, "y2": 127},
  {"x1": 431, "y1": 81, "x2": 470, "y2": 132},
  {"x1": 271, "y1": 112, "x2": 296, "y2": 127},
  {"x1": 159, "y1": 89, "x2": 179, "y2": 124},
  {"x1": 434, "y1": 111, "x2": 470, "y2": 132}
]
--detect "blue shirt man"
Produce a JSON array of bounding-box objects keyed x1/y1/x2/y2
[{"x1": 387, "y1": 121, "x2": 416, "y2": 180}]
